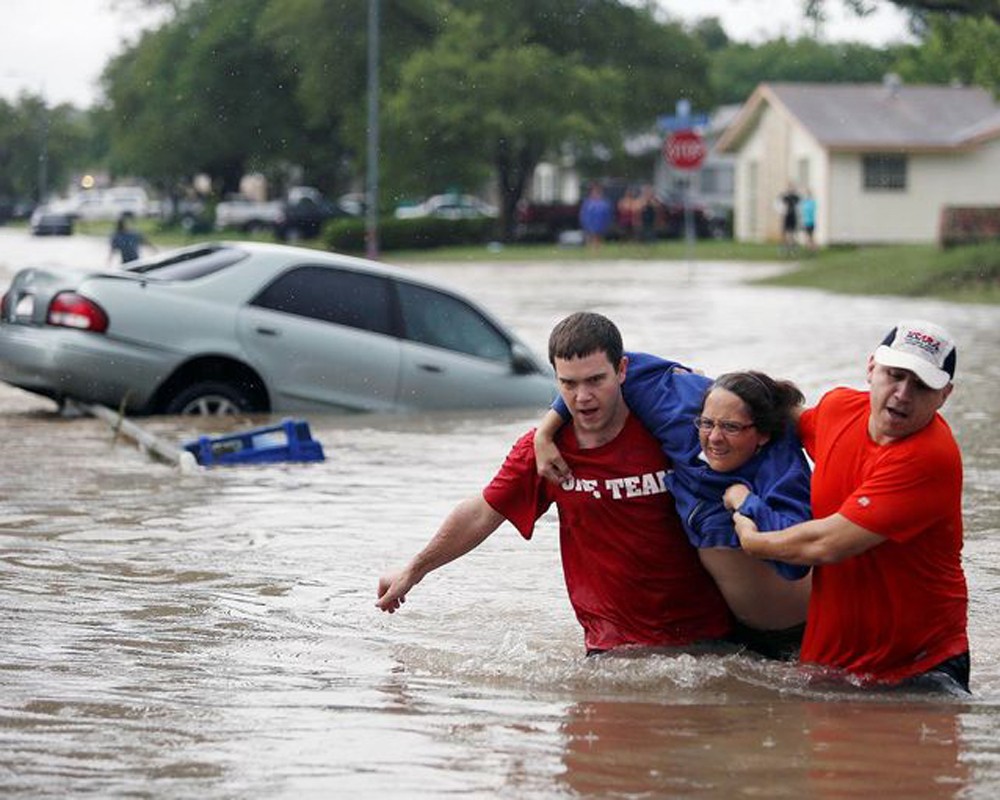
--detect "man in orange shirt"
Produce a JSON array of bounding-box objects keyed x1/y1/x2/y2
[{"x1": 732, "y1": 320, "x2": 969, "y2": 692}]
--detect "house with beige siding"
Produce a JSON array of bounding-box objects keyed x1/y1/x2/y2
[{"x1": 716, "y1": 80, "x2": 1000, "y2": 246}]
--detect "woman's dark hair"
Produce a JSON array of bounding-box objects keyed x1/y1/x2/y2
[{"x1": 704, "y1": 371, "x2": 804, "y2": 439}]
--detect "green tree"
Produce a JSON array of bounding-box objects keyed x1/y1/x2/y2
[
  {"x1": 384, "y1": 10, "x2": 625, "y2": 239},
  {"x1": 0, "y1": 94, "x2": 90, "y2": 203},
  {"x1": 806, "y1": 0, "x2": 1000, "y2": 24},
  {"x1": 892, "y1": 15, "x2": 1000, "y2": 91},
  {"x1": 709, "y1": 38, "x2": 903, "y2": 104},
  {"x1": 102, "y1": 0, "x2": 304, "y2": 195},
  {"x1": 383, "y1": 0, "x2": 710, "y2": 238},
  {"x1": 256, "y1": 0, "x2": 441, "y2": 200}
]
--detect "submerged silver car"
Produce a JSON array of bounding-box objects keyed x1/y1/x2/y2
[{"x1": 0, "y1": 241, "x2": 555, "y2": 415}]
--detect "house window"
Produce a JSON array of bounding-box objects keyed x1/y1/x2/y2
[{"x1": 863, "y1": 154, "x2": 907, "y2": 191}]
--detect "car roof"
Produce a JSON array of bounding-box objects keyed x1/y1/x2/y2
[{"x1": 125, "y1": 240, "x2": 478, "y2": 296}]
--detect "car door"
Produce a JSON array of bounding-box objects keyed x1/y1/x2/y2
[
  {"x1": 236, "y1": 264, "x2": 403, "y2": 412},
  {"x1": 394, "y1": 279, "x2": 551, "y2": 410}
]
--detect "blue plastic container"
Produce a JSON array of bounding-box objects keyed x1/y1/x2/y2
[{"x1": 183, "y1": 419, "x2": 325, "y2": 467}]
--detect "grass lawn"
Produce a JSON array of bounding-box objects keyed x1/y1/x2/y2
[{"x1": 754, "y1": 242, "x2": 1000, "y2": 304}]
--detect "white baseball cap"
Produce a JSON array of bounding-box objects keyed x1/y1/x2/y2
[{"x1": 873, "y1": 320, "x2": 957, "y2": 390}]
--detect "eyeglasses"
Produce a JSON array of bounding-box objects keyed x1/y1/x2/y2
[{"x1": 693, "y1": 416, "x2": 755, "y2": 435}]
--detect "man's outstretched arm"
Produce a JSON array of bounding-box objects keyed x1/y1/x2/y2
[
  {"x1": 376, "y1": 496, "x2": 506, "y2": 613},
  {"x1": 733, "y1": 511, "x2": 884, "y2": 566}
]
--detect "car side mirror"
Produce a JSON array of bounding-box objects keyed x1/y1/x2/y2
[{"x1": 510, "y1": 343, "x2": 541, "y2": 375}]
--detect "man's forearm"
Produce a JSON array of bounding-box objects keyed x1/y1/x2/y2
[
  {"x1": 734, "y1": 512, "x2": 885, "y2": 565},
  {"x1": 377, "y1": 495, "x2": 506, "y2": 613},
  {"x1": 535, "y1": 408, "x2": 566, "y2": 443},
  {"x1": 408, "y1": 496, "x2": 505, "y2": 580}
]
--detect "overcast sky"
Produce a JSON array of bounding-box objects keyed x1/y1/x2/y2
[{"x1": 0, "y1": 0, "x2": 914, "y2": 108}]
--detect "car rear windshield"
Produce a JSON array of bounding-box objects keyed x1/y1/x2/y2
[{"x1": 127, "y1": 245, "x2": 248, "y2": 281}]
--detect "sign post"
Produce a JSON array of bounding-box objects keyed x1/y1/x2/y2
[
  {"x1": 663, "y1": 129, "x2": 706, "y2": 252},
  {"x1": 663, "y1": 128, "x2": 706, "y2": 171}
]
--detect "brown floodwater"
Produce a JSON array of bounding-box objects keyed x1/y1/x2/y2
[{"x1": 1, "y1": 229, "x2": 999, "y2": 798}]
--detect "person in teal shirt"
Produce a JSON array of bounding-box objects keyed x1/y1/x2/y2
[{"x1": 800, "y1": 190, "x2": 817, "y2": 251}]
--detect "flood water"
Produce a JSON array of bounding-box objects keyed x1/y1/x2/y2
[{"x1": 1, "y1": 229, "x2": 999, "y2": 798}]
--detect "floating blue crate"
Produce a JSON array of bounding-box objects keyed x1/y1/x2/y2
[{"x1": 183, "y1": 418, "x2": 325, "y2": 467}]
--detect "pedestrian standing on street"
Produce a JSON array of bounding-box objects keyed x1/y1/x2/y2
[
  {"x1": 779, "y1": 184, "x2": 800, "y2": 255},
  {"x1": 800, "y1": 190, "x2": 817, "y2": 252},
  {"x1": 579, "y1": 184, "x2": 613, "y2": 250}
]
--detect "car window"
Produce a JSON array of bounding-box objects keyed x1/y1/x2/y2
[
  {"x1": 250, "y1": 265, "x2": 394, "y2": 336},
  {"x1": 128, "y1": 245, "x2": 248, "y2": 280},
  {"x1": 396, "y1": 281, "x2": 511, "y2": 361}
]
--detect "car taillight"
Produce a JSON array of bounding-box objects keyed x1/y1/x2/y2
[{"x1": 47, "y1": 292, "x2": 109, "y2": 333}]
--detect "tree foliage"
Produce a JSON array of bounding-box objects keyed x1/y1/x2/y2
[
  {"x1": 891, "y1": 15, "x2": 1000, "y2": 91},
  {"x1": 2, "y1": 0, "x2": 996, "y2": 219},
  {"x1": 709, "y1": 38, "x2": 903, "y2": 104},
  {"x1": 382, "y1": 0, "x2": 710, "y2": 237},
  {"x1": 806, "y1": 0, "x2": 1000, "y2": 25},
  {"x1": 0, "y1": 95, "x2": 91, "y2": 203},
  {"x1": 384, "y1": 11, "x2": 626, "y2": 237},
  {"x1": 101, "y1": 0, "x2": 304, "y2": 194}
]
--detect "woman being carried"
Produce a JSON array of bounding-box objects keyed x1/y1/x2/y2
[{"x1": 534, "y1": 351, "x2": 812, "y2": 659}]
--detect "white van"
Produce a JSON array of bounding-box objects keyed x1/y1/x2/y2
[{"x1": 66, "y1": 187, "x2": 154, "y2": 221}]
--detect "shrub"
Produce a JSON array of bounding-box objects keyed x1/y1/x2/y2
[
  {"x1": 939, "y1": 206, "x2": 1000, "y2": 248},
  {"x1": 323, "y1": 215, "x2": 497, "y2": 253}
]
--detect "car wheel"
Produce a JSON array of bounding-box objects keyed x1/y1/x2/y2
[{"x1": 164, "y1": 380, "x2": 254, "y2": 416}]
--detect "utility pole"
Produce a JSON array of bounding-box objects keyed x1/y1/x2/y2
[
  {"x1": 365, "y1": 0, "x2": 380, "y2": 260},
  {"x1": 37, "y1": 97, "x2": 49, "y2": 204}
]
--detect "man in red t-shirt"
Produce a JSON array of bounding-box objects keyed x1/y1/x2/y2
[
  {"x1": 376, "y1": 312, "x2": 732, "y2": 653},
  {"x1": 733, "y1": 320, "x2": 969, "y2": 692}
]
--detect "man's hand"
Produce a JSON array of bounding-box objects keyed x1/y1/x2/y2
[
  {"x1": 376, "y1": 567, "x2": 419, "y2": 613},
  {"x1": 534, "y1": 430, "x2": 572, "y2": 484},
  {"x1": 723, "y1": 483, "x2": 751, "y2": 512}
]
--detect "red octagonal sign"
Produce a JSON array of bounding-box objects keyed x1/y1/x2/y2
[{"x1": 664, "y1": 129, "x2": 706, "y2": 170}]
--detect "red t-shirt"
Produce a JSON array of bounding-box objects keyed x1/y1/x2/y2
[
  {"x1": 798, "y1": 387, "x2": 968, "y2": 684},
  {"x1": 482, "y1": 414, "x2": 732, "y2": 652}
]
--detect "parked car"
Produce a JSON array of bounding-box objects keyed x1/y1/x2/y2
[
  {"x1": 0, "y1": 241, "x2": 555, "y2": 416},
  {"x1": 213, "y1": 194, "x2": 283, "y2": 232},
  {"x1": 29, "y1": 205, "x2": 74, "y2": 236},
  {"x1": 273, "y1": 187, "x2": 352, "y2": 241},
  {"x1": 62, "y1": 187, "x2": 157, "y2": 221},
  {"x1": 514, "y1": 201, "x2": 580, "y2": 243},
  {"x1": 215, "y1": 186, "x2": 348, "y2": 239},
  {"x1": 395, "y1": 193, "x2": 498, "y2": 220}
]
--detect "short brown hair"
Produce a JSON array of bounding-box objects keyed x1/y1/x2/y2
[{"x1": 547, "y1": 312, "x2": 623, "y2": 367}]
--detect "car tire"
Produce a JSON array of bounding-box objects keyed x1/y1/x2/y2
[{"x1": 164, "y1": 380, "x2": 255, "y2": 416}]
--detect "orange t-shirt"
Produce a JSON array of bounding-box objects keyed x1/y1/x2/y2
[{"x1": 798, "y1": 388, "x2": 968, "y2": 684}]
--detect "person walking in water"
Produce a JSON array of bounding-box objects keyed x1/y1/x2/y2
[
  {"x1": 734, "y1": 320, "x2": 969, "y2": 693},
  {"x1": 377, "y1": 312, "x2": 733, "y2": 655},
  {"x1": 109, "y1": 213, "x2": 155, "y2": 265}
]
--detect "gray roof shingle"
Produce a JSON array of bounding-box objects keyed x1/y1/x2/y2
[{"x1": 722, "y1": 82, "x2": 1000, "y2": 152}]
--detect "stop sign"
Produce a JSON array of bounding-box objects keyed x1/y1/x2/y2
[{"x1": 664, "y1": 129, "x2": 706, "y2": 170}]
